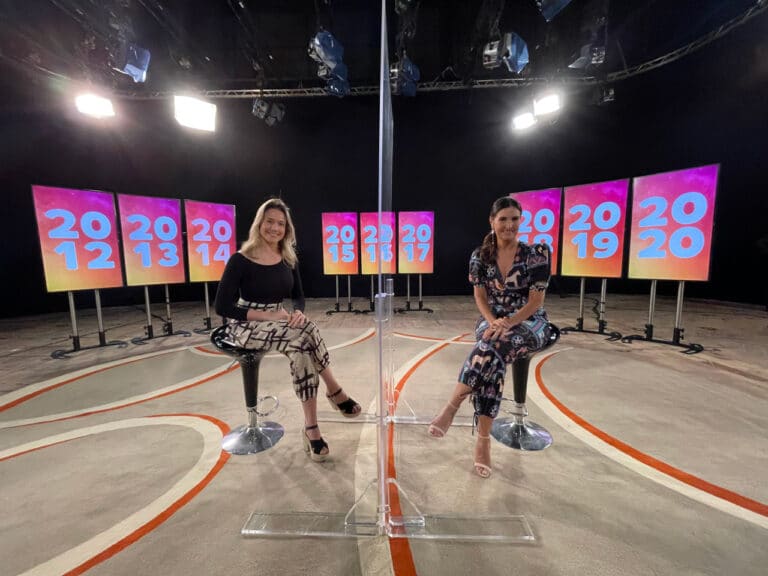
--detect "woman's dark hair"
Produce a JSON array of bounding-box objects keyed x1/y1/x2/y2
[{"x1": 479, "y1": 196, "x2": 523, "y2": 264}]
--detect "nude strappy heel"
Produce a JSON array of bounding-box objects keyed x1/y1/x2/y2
[
  {"x1": 427, "y1": 400, "x2": 461, "y2": 438},
  {"x1": 474, "y1": 435, "x2": 492, "y2": 479}
]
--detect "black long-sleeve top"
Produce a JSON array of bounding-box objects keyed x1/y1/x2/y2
[{"x1": 214, "y1": 252, "x2": 305, "y2": 321}]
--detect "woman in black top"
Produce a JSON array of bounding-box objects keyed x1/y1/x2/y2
[
  {"x1": 214, "y1": 198, "x2": 361, "y2": 462},
  {"x1": 427, "y1": 196, "x2": 553, "y2": 478}
]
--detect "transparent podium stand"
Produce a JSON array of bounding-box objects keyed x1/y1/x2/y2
[{"x1": 240, "y1": 279, "x2": 535, "y2": 543}]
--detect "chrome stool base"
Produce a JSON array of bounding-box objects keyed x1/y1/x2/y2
[
  {"x1": 491, "y1": 417, "x2": 553, "y2": 451},
  {"x1": 222, "y1": 422, "x2": 285, "y2": 455}
]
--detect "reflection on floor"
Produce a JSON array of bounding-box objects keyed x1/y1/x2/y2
[{"x1": 1, "y1": 295, "x2": 766, "y2": 576}]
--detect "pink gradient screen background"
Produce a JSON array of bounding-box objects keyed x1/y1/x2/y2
[
  {"x1": 397, "y1": 211, "x2": 434, "y2": 274},
  {"x1": 509, "y1": 188, "x2": 562, "y2": 275},
  {"x1": 561, "y1": 179, "x2": 629, "y2": 278},
  {"x1": 360, "y1": 212, "x2": 396, "y2": 275},
  {"x1": 118, "y1": 194, "x2": 186, "y2": 286},
  {"x1": 32, "y1": 185, "x2": 123, "y2": 292},
  {"x1": 628, "y1": 164, "x2": 718, "y2": 281},
  {"x1": 184, "y1": 200, "x2": 236, "y2": 282},
  {"x1": 321, "y1": 212, "x2": 359, "y2": 275}
]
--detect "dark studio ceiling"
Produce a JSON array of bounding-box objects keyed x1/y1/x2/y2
[{"x1": 0, "y1": 0, "x2": 766, "y2": 99}]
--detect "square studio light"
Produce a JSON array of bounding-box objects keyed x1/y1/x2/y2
[{"x1": 174, "y1": 95, "x2": 216, "y2": 132}]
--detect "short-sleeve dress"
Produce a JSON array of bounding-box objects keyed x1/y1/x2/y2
[{"x1": 458, "y1": 242, "x2": 553, "y2": 419}]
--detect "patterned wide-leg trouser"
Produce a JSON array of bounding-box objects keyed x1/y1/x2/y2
[
  {"x1": 458, "y1": 316, "x2": 551, "y2": 419},
  {"x1": 225, "y1": 304, "x2": 330, "y2": 402}
]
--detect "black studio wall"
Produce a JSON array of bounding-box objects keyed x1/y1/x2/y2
[{"x1": 1, "y1": 15, "x2": 766, "y2": 318}]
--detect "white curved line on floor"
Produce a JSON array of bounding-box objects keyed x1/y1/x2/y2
[
  {"x1": 0, "y1": 363, "x2": 229, "y2": 430},
  {"x1": 3, "y1": 415, "x2": 223, "y2": 576},
  {"x1": 0, "y1": 345, "x2": 196, "y2": 407},
  {"x1": 527, "y1": 350, "x2": 768, "y2": 529},
  {"x1": 394, "y1": 332, "x2": 473, "y2": 345},
  {"x1": 0, "y1": 329, "x2": 376, "y2": 429}
]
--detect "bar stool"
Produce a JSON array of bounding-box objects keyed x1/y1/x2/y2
[
  {"x1": 491, "y1": 323, "x2": 560, "y2": 451},
  {"x1": 211, "y1": 325, "x2": 284, "y2": 455}
]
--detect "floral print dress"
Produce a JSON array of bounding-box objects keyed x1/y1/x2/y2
[{"x1": 458, "y1": 242, "x2": 553, "y2": 418}]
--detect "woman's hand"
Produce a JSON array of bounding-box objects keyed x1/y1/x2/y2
[
  {"x1": 482, "y1": 317, "x2": 511, "y2": 340},
  {"x1": 272, "y1": 308, "x2": 291, "y2": 323},
  {"x1": 286, "y1": 309, "x2": 307, "y2": 328}
]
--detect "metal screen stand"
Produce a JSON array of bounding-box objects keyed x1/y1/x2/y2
[
  {"x1": 621, "y1": 280, "x2": 703, "y2": 354},
  {"x1": 326, "y1": 275, "x2": 363, "y2": 315},
  {"x1": 52, "y1": 290, "x2": 128, "y2": 359},
  {"x1": 193, "y1": 282, "x2": 214, "y2": 334},
  {"x1": 395, "y1": 274, "x2": 433, "y2": 313},
  {"x1": 131, "y1": 285, "x2": 192, "y2": 344},
  {"x1": 561, "y1": 278, "x2": 622, "y2": 341}
]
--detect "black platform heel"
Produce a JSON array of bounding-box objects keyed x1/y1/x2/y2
[
  {"x1": 303, "y1": 424, "x2": 329, "y2": 462},
  {"x1": 326, "y1": 388, "x2": 362, "y2": 418}
]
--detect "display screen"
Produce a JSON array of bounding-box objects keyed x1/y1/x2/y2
[
  {"x1": 360, "y1": 212, "x2": 396, "y2": 275},
  {"x1": 509, "y1": 188, "x2": 561, "y2": 274},
  {"x1": 118, "y1": 194, "x2": 186, "y2": 286},
  {"x1": 397, "y1": 211, "x2": 434, "y2": 274},
  {"x1": 184, "y1": 200, "x2": 236, "y2": 282},
  {"x1": 32, "y1": 185, "x2": 123, "y2": 292},
  {"x1": 628, "y1": 164, "x2": 719, "y2": 281},
  {"x1": 561, "y1": 179, "x2": 629, "y2": 278},
  {"x1": 321, "y1": 212, "x2": 359, "y2": 275}
]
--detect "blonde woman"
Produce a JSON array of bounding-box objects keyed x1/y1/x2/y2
[{"x1": 215, "y1": 198, "x2": 361, "y2": 462}]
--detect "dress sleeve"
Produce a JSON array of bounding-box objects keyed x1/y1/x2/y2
[
  {"x1": 528, "y1": 243, "x2": 551, "y2": 292},
  {"x1": 291, "y1": 264, "x2": 306, "y2": 312},
  {"x1": 214, "y1": 254, "x2": 247, "y2": 321},
  {"x1": 468, "y1": 248, "x2": 484, "y2": 286}
]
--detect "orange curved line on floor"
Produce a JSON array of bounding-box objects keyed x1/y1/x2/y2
[
  {"x1": 14, "y1": 364, "x2": 240, "y2": 428},
  {"x1": 0, "y1": 438, "x2": 75, "y2": 463},
  {"x1": 388, "y1": 334, "x2": 469, "y2": 576},
  {"x1": 1, "y1": 414, "x2": 230, "y2": 575},
  {"x1": 62, "y1": 414, "x2": 230, "y2": 576},
  {"x1": 535, "y1": 357, "x2": 768, "y2": 518},
  {"x1": 394, "y1": 331, "x2": 474, "y2": 343}
]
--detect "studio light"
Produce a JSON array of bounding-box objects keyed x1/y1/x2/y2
[
  {"x1": 75, "y1": 93, "x2": 115, "y2": 118},
  {"x1": 390, "y1": 54, "x2": 420, "y2": 96},
  {"x1": 252, "y1": 98, "x2": 286, "y2": 126},
  {"x1": 308, "y1": 30, "x2": 350, "y2": 97},
  {"x1": 483, "y1": 33, "x2": 529, "y2": 74},
  {"x1": 533, "y1": 92, "x2": 562, "y2": 116},
  {"x1": 536, "y1": 0, "x2": 574, "y2": 22},
  {"x1": 594, "y1": 84, "x2": 614, "y2": 105},
  {"x1": 501, "y1": 33, "x2": 529, "y2": 74},
  {"x1": 174, "y1": 95, "x2": 216, "y2": 132},
  {"x1": 513, "y1": 111, "x2": 537, "y2": 131},
  {"x1": 117, "y1": 43, "x2": 151, "y2": 83}
]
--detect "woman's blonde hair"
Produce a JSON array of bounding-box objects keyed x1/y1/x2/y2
[{"x1": 240, "y1": 198, "x2": 298, "y2": 267}]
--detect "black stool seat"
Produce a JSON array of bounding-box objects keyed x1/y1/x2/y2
[
  {"x1": 491, "y1": 322, "x2": 560, "y2": 451},
  {"x1": 211, "y1": 325, "x2": 284, "y2": 455}
]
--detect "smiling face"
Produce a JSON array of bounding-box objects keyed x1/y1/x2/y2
[
  {"x1": 490, "y1": 205, "x2": 522, "y2": 243},
  {"x1": 259, "y1": 207, "x2": 287, "y2": 247}
]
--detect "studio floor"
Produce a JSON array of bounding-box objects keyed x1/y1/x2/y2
[{"x1": 1, "y1": 293, "x2": 766, "y2": 576}]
